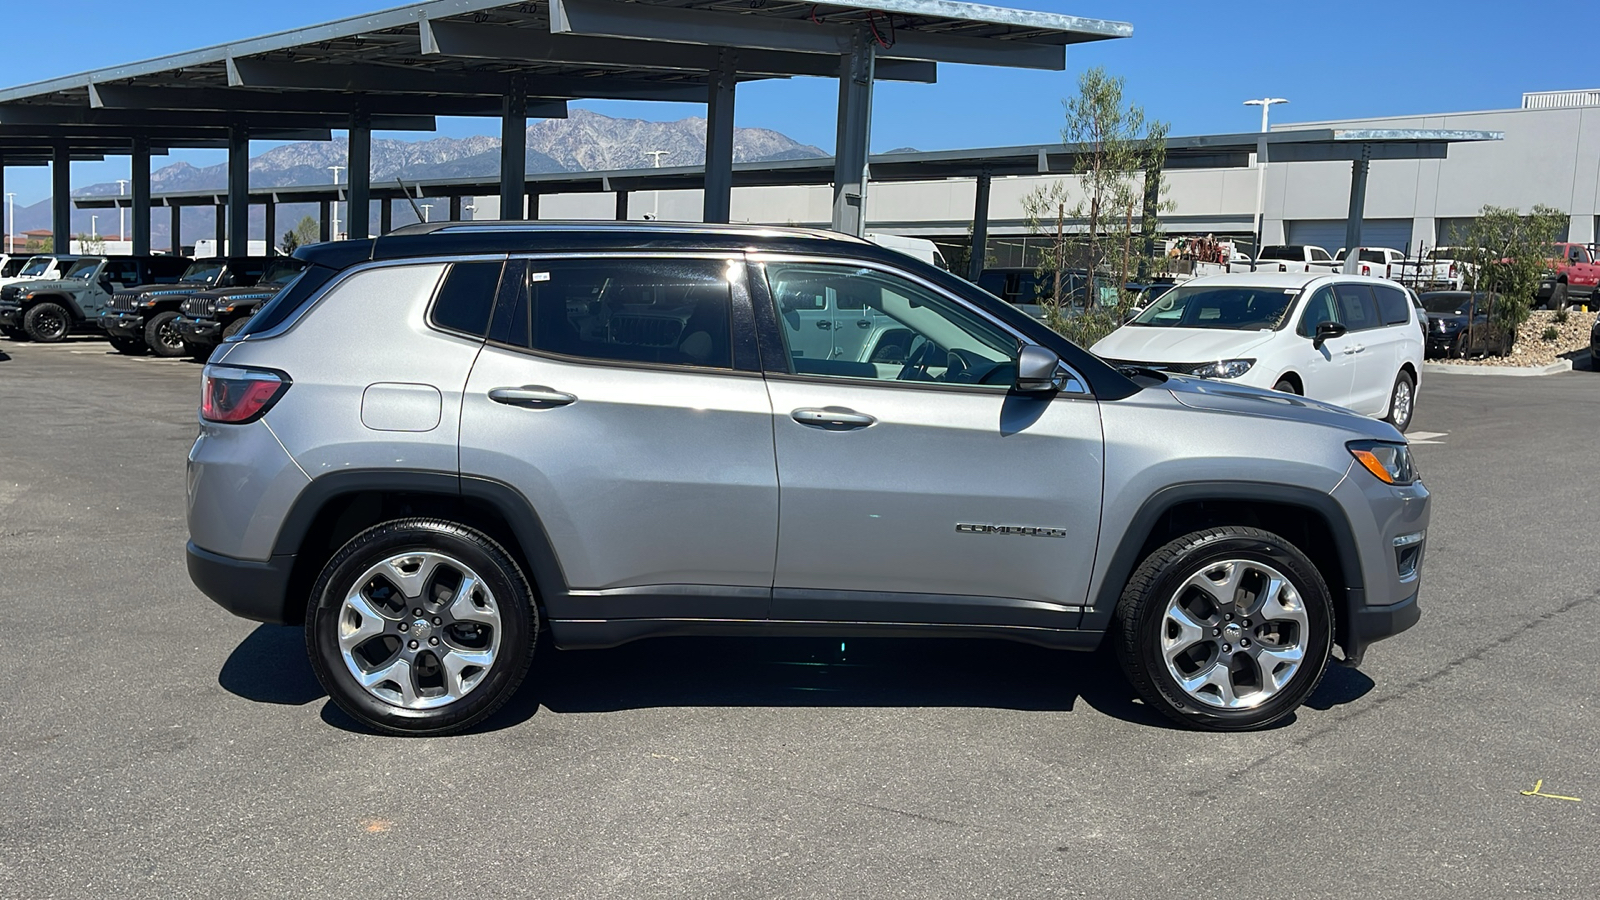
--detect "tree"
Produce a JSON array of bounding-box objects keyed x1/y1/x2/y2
[
  {"x1": 280, "y1": 216, "x2": 322, "y2": 253},
  {"x1": 1021, "y1": 67, "x2": 1170, "y2": 347},
  {"x1": 76, "y1": 233, "x2": 105, "y2": 255},
  {"x1": 1455, "y1": 205, "x2": 1567, "y2": 338}
]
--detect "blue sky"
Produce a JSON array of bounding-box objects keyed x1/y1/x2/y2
[{"x1": 1, "y1": 0, "x2": 1592, "y2": 204}]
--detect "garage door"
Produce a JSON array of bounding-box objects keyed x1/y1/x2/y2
[{"x1": 1286, "y1": 219, "x2": 1415, "y2": 254}]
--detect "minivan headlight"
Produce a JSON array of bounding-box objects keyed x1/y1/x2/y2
[
  {"x1": 1348, "y1": 440, "x2": 1418, "y2": 485},
  {"x1": 1188, "y1": 359, "x2": 1255, "y2": 379}
]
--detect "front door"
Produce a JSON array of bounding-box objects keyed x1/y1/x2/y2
[
  {"x1": 1292, "y1": 284, "x2": 1356, "y2": 405},
  {"x1": 755, "y1": 258, "x2": 1103, "y2": 629},
  {"x1": 458, "y1": 255, "x2": 778, "y2": 620}
]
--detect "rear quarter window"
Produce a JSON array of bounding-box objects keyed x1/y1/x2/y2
[
  {"x1": 1375, "y1": 285, "x2": 1412, "y2": 326},
  {"x1": 428, "y1": 261, "x2": 504, "y2": 338}
]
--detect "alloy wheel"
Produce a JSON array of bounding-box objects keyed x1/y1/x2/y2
[
  {"x1": 337, "y1": 551, "x2": 503, "y2": 710},
  {"x1": 1159, "y1": 559, "x2": 1308, "y2": 709},
  {"x1": 1392, "y1": 378, "x2": 1413, "y2": 428}
]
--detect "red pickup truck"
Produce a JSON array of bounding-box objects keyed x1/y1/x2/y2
[{"x1": 1537, "y1": 243, "x2": 1600, "y2": 310}]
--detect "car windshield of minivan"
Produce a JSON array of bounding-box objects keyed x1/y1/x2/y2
[
  {"x1": 181, "y1": 262, "x2": 227, "y2": 283},
  {"x1": 1128, "y1": 285, "x2": 1298, "y2": 330},
  {"x1": 63, "y1": 260, "x2": 100, "y2": 280},
  {"x1": 20, "y1": 258, "x2": 54, "y2": 277}
]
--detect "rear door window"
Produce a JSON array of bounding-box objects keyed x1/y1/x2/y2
[
  {"x1": 1374, "y1": 285, "x2": 1412, "y2": 326},
  {"x1": 498, "y1": 257, "x2": 737, "y2": 370},
  {"x1": 1333, "y1": 283, "x2": 1379, "y2": 331}
]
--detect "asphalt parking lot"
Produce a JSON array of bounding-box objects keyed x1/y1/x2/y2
[{"x1": 2, "y1": 337, "x2": 1597, "y2": 899}]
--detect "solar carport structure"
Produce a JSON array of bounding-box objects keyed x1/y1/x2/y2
[{"x1": 0, "y1": 0, "x2": 1130, "y2": 255}]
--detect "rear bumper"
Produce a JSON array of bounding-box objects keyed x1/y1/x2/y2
[{"x1": 186, "y1": 541, "x2": 299, "y2": 624}]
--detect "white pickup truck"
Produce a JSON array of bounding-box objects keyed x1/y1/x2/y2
[
  {"x1": 1234, "y1": 244, "x2": 1342, "y2": 274},
  {"x1": 1337, "y1": 247, "x2": 1465, "y2": 291}
]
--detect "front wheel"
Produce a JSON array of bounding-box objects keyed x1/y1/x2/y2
[
  {"x1": 1112, "y1": 527, "x2": 1334, "y2": 731},
  {"x1": 145, "y1": 311, "x2": 186, "y2": 357},
  {"x1": 1550, "y1": 282, "x2": 1569, "y2": 311},
  {"x1": 110, "y1": 336, "x2": 148, "y2": 356},
  {"x1": 1272, "y1": 377, "x2": 1300, "y2": 395},
  {"x1": 22, "y1": 302, "x2": 70, "y2": 342},
  {"x1": 306, "y1": 519, "x2": 538, "y2": 736},
  {"x1": 1385, "y1": 371, "x2": 1416, "y2": 432}
]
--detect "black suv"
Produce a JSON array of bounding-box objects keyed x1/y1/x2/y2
[
  {"x1": 175, "y1": 257, "x2": 307, "y2": 359},
  {"x1": 101, "y1": 256, "x2": 279, "y2": 356}
]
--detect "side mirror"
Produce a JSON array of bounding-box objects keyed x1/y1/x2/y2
[
  {"x1": 1015, "y1": 345, "x2": 1065, "y2": 393},
  {"x1": 1312, "y1": 320, "x2": 1346, "y2": 349}
]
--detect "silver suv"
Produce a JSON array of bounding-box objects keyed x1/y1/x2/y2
[{"x1": 186, "y1": 223, "x2": 1428, "y2": 734}]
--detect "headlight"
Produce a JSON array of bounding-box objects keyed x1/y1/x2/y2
[
  {"x1": 1348, "y1": 440, "x2": 1419, "y2": 485},
  {"x1": 1187, "y1": 359, "x2": 1255, "y2": 379}
]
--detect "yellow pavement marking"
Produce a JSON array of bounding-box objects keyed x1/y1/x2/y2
[{"x1": 1520, "y1": 780, "x2": 1582, "y2": 802}]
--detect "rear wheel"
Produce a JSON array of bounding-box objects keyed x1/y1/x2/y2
[
  {"x1": 22, "y1": 302, "x2": 69, "y2": 342},
  {"x1": 306, "y1": 519, "x2": 538, "y2": 736},
  {"x1": 144, "y1": 310, "x2": 186, "y2": 357},
  {"x1": 1385, "y1": 371, "x2": 1415, "y2": 432},
  {"x1": 1113, "y1": 526, "x2": 1333, "y2": 731},
  {"x1": 1550, "y1": 281, "x2": 1569, "y2": 311}
]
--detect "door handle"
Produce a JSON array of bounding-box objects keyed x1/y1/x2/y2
[
  {"x1": 816, "y1": 320, "x2": 832, "y2": 330},
  {"x1": 856, "y1": 319, "x2": 871, "y2": 328},
  {"x1": 488, "y1": 386, "x2": 576, "y2": 407},
  {"x1": 1342, "y1": 345, "x2": 1357, "y2": 355},
  {"x1": 791, "y1": 407, "x2": 876, "y2": 429},
  {"x1": 1353, "y1": 343, "x2": 1366, "y2": 353}
]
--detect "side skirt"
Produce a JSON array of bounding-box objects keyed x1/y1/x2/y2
[{"x1": 548, "y1": 618, "x2": 1104, "y2": 651}]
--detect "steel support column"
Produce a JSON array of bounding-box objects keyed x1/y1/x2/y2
[
  {"x1": 319, "y1": 200, "x2": 331, "y2": 241},
  {"x1": 227, "y1": 124, "x2": 250, "y2": 255},
  {"x1": 264, "y1": 197, "x2": 276, "y2": 253},
  {"x1": 170, "y1": 204, "x2": 182, "y2": 254},
  {"x1": 450, "y1": 195, "x2": 462, "y2": 221},
  {"x1": 526, "y1": 188, "x2": 540, "y2": 221},
  {"x1": 703, "y1": 50, "x2": 737, "y2": 224},
  {"x1": 500, "y1": 77, "x2": 527, "y2": 220},
  {"x1": 967, "y1": 168, "x2": 992, "y2": 282},
  {"x1": 380, "y1": 198, "x2": 392, "y2": 234},
  {"x1": 51, "y1": 142, "x2": 70, "y2": 253},
  {"x1": 1342, "y1": 147, "x2": 1372, "y2": 274},
  {"x1": 131, "y1": 135, "x2": 152, "y2": 256},
  {"x1": 0, "y1": 160, "x2": 6, "y2": 254},
  {"x1": 214, "y1": 204, "x2": 226, "y2": 248},
  {"x1": 831, "y1": 30, "x2": 876, "y2": 236},
  {"x1": 347, "y1": 108, "x2": 372, "y2": 240},
  {"x1": 615, "y1": 190, "x2": 629, "y2": 221}
]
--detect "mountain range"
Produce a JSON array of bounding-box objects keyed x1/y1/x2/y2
[{"x1": 13, "y1": 110, "x2": 829, "y2": 244}]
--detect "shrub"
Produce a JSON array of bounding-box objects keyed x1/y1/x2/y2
[
  {"x1": 1554, "y1": 307, "x2": 1570, "y2": 324},
  {"x1": 1541, "y1": 325, "x2": 1560, "y2": 342}
]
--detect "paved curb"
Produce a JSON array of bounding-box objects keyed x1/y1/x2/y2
[{"x1": 1423, "y1": 359, "x2": 1574, "y2": 377}]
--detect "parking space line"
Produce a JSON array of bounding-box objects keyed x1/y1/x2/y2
[{"x1": 1409, "y1": 431, "x2": 1447, "y2": 445}]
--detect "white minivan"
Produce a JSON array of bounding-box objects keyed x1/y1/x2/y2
[{"x1": 1091, "y1": 272, "x2": 1424, "y2": 431}]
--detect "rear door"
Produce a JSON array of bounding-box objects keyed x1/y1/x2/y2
[
  {"x1": 458, "y1": 253, "x2": 777, "y2": 621},
  {"x1": 1333, "y1": 282, "x2": 1389, "y2": 414},
  {"x1": 754, "y1": 255, "x2": 1102, "y2": 628},
  {"x1": 1370, "y1": 284, "x2": 1421, "y2": 400}
]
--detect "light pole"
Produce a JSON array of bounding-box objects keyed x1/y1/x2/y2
[
  {"x1": 646, "y1": 149, "x2": 667, "y2": 220},
  {"x1": 328, "y1": 165, "x2": 345, "y2": 239},
  {"x1": 5, "y1": 193, "x2": 14, "y2": 254},
  {"x1": 419, "y1": 202, "x2": 432, "y2": 223},
  {"x1": 115, "y1": 179, "x2": 128, "y2": 243},
  {"x1": 1244, "y1": 97, "x2": 1288, "y2": 268},
  {"x1": 90, "y1": 215, "x2": 99, "y2": 240}
]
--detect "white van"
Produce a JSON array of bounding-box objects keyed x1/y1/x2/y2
[
  {"x1": 1091, "y1": 272, "x2": 1425, "y2": 431},
  {"x1": 865, "y1": 233, "x2": 949, "y2": 270}
]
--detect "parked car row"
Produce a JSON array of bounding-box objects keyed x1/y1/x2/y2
[{"x1": 0, "y1": 252, "x2": 300, "y2": 359}]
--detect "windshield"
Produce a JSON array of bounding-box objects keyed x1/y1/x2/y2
[
  {"x1": 19, "y1": 258, "x2": 53, "y2": 277},
  {"x1": 261, "y1": 259, "x2": 307, "y2": 284},
  {"x1": 181, "y1": 262, "x2": 227, "y2": 283},
  {"x1": 1, "y1": 259, "x2": 27, "y2": 277},
  {"x1": 1258, "y1": 246, "x2": 1301, "y2": 261},
  {"x1": 63, "y1": 260, "x2": 101, "y2": 281},
  {"x1": 1129, "y1": 284, "x2": 1300, "y2": 330},
  {"x1": 1427, "y1": 249, "x2": 1462, "y2": 261},
  {"x1": 1420, "y1": 293, "x2": 1488, "y2": 315}
]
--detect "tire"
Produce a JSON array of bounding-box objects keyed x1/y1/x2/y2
[
  {"x1": 1447, "y1": 334, "x2": 1465, "y2": 360},
  {"x1": 22, "y1": 302, "x2": 70, "y2": 342},
  {"x1": 306, "y1": 518, "x2": 538, "y2": 736},
  {"x1": 1550, "y1": 281, "x2": 1568, "y2": 311},
  {"x1": 1500, "y1": 331, "x2": 1515, "y2": 358},
  {"x1": 110, "y1": 336, "x2": 148, "y2": 356},
  {"x1": 144, "y1": 310, "x2": 187, "y2": 357},
  {"x1": 1272, "y1": 377, "x2": 1299, "y2": 395},
  {"x1": 1112, "y1": 526, "x2": 1334, "y2": 731},
  {"x1": 221, "y1": 317, "x2": 249, "y2": 340},
  {"x1": 1384, "y1": 370, "x2": 1415, "y2": 432},
  {"x1": 184, "y1": 340, "x2": 210, "y2": 361},
  {"x1": 0, "y1": 325, "x2": 27, "y2": 341}
]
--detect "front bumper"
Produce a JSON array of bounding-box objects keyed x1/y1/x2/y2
[
  {"x1": 99, "y1": 310, "x2": 146, "y2": 337},
  {"x1": 187, "y1": 542, "x2": 299, "y2": 624},
  {"x1": 1425, "y1": 331, "x2": 1462, "y2": 357},
  {"x1": 1330, "y1": 462, "x2": 1430, "y2": 664},
  {"x1": 0, "y1": 303, "x2": 20, "y2": 326},
  {"x1": 175, "y1": 316, "x2": 223, "y2": 343}
]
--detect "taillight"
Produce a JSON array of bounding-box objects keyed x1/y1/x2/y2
[
  {"x1": 1448, "y1": 264, "x2": 1457, "y2": 278},
  {"x1": 201, "y1": 365, "x2": 290, "y2": 424},
  {"x1": 1361, "y1": 264, "x2": 1371, "y2": 276}
]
